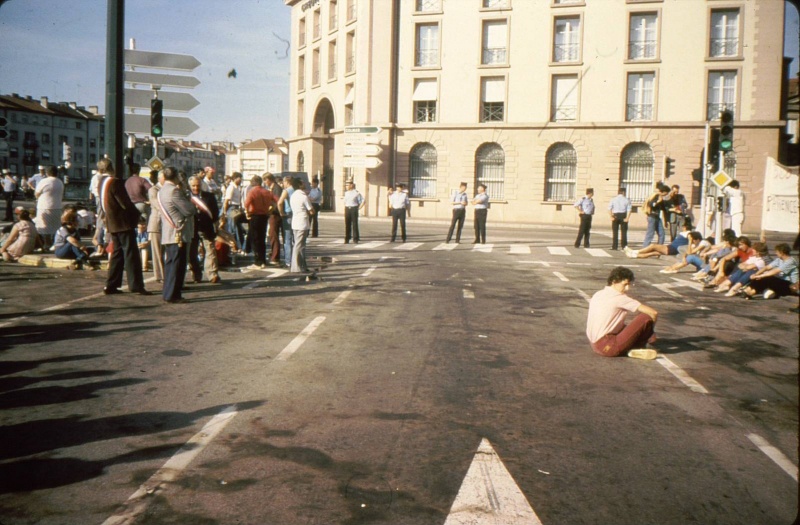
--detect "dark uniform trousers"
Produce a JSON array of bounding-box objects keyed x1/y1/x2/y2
[
  {"x1": 311, "y1": 203, "x2": 321, "y2": 237},
  {"x1": 163, "y1": 243, "x2": 188, "y2": 302},
  {"x1": 345, "y1": 206, "x2": 360, "y2": 242},
  {"x1": 574, "y1": 214, "x2": 592, "y2": 248},
  {"x1": 447, "y1": 208, "x2": 466, "y2": 243},
  {"x1": 106, "y1": 230, "x2": 145, "y2": 292},
  {"x1": 391, "y1": 208, "x2": 407, "y2": 242},
  {"x1": 474, "y1": 209, "x2": 487, "y2": 244},
  {"x1": 611, "y1": 213, "x2": 628, "y2": 250}
]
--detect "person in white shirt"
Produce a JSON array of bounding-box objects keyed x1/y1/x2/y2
[
  {"x1": 446, "y1": 183, "x2": 468, "y2": 244},
  {"x1": 89, "y1": 169, "x2": 102, "y2": 210},
  {"x1": 289, "y1": 178, "x2": 315, "y2": 273},
  {"x1": 472, "y1": 184, "x2": 490, "y2": 244},
  {"x1": 586, "y1": 266, "x2": 659, "y2": 359},
  {"x1": 308, "y1": 178, "x2": 323, "y2": 237},
  {"x1": 34, "y1": 165, "x2": 65, "y2": 249},
  {"x1": 388, "y1": 183, "x2": 410, "y2": 242},
  {"x1": 343, "y1": 181, "x2": 364, "y2": 244},
  {"x1": 223, "y1": 172, "x2": 245, "y2": 252},
  {"x1": 29, "y1": 166, "x2": 46, "y2": 191},
  {"x1": 723, "y1": 180, "x2": 744, "y2": 236}
]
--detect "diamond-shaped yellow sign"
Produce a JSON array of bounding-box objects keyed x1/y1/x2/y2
[
  {"x1": 711, "y1": 170, "x2": 733, "y2": 189},
  {"x1": 147, "y1": 156, "x2": 164, "y2": 171}
]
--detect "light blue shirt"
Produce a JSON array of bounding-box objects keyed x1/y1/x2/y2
[
  {"x1": 608, "y1": 194, "x2": 632, "y2": 214},
  {"x1": 344, "y1": 189, "x2": 363, "y2": 207},
  {"x1": 575, "y1": 196, "x2": 595, "y2": 215},
  {"x1": 452, "y1": 191, "x2": 468, "y2": 209},
  {"x1": 768, "y1": 256, "x2": 799, "y2": 284},
  {"x1": 473, "y1": 193, "x2": 489, "y2": 209}
]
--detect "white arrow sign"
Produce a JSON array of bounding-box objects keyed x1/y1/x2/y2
[
  {"x1": 343, "y1": 144, "x2": 382, "y2": 157},
  {"x1": 124, "y1": 89, "x2": 200, "y2": 112},
  {"x1": 124, "y1": 49, "x2": 201, "y2": 71},
  {"x1": 124, "y1": 114, "x2": 199, "y2": 137},
  {"x1": 343, "y1": 157, "x2": 382, "y2": 169},
  {"x1": 125, "y1": 71, "x2": 201, "y2": 89},
  {"x1": 344, "y1": 126, "x2": 381, "y2": 135}
]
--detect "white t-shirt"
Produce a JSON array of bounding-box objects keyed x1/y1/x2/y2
[
  {"x1": 724, "y1": 187, "x2": 744, "y2": 215},
  {"x1": 290, "y1": 189, "x2": 313, "y2": 231},
  {"x1": 389, "y1": 191, "x2": 409, "y2": 210},
  {"x1": 224, "y1": 183, "x2": 242, "y2": 208},
  {"x1": 36, "y1": 177, "x2": 64, "y2": 209},
  {"x1": 586, "y1": 286, "x2": 642, "y2": 343}
]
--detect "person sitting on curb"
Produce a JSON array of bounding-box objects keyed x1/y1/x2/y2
[
  {"x1": 660, "y1": 231, "x2": 706, "y2": 274},
  {"x1": 625, "y1": 221, "x2": 692, "y2": 259},
  {"x1": 742, "y1": 243, "x2": 799, "y2": 300},
  {"x1": 1, "y1": 207, "x2": 38, "y2": 262},
  {"x1": 586, "y1": 266, "x2": 659, "y2": 360},
  {"x1": 713, "y1": 242, "x2": 771, "y2": 296},
  {"x1": 690, "y1": 230, "x2": 738, "y2": 281},
  {"x1": 53, "y1": 209, "x2": 95, "y2": 269},
  {"x1": 702, "y1": 235, "x2": 754, "y2": 289}
]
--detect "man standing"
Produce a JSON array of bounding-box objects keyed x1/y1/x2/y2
[
  {"x1": 3, "y1": 169, "x2": 17, "y2": 221},
  {"x1": 244, "y1": 174, "x2": 276, "y2": 269},
  {"x1": 29, "y1": 166, "x2": 45, "y2": 192},
  {"x1": 343, "y1": 181, "x2": 364, "y2": 244},
  {"x1": 264, "y1": 174, "x2": 283, "y2": 264},
  {"x1": 308, "y1": 178, "x2": 323, "y2": 237},
  {"x1": 573, "y1": 187, "x2": 594, "y2": 249},
  {"x1": 223, "y1": 172, "x2": 245, "y2": 252},
  {"x1": 608, "y1": 187, "x2": 632, "y2": 250},
  {"x1": 201, "y1": 166, "x2": 221, "y2": 202},
  {"x1": 388, "y1": 182, "x2": 410, "y2": 242},
  {"x1": 98, "y1": 159, "x2": 150, "y2": 296},
  {"x1": 446, "y1": 182, "x2": 468, "y2": 244},
  {"x1": 89, "y1": 169, "x2": 102, "y2": 209},
  {"x1": 642, "y1": 183, "x2": 670, "y2": 247},
  {"x1": 289, "y1": 178, "x2": 315, "y2": 273},
  {"x1": 159, "y1": 167, "x2": 196, "y2": 303},
  {"x1": 472, "y1": 184, "x2": 489, "y2": 244},
  {"x1": 124, "y1": 164, "x2": 152, "y2": 220},
  {"x1": 586, "y1": 266, "x2": 659, "y2": 359},
  {"x1": 277, "y1": 176, "x2": 295, "y2": 265},
  {"x1": 188, "y1": 175, "x2": 221, "y2": 283},
  {"x1": 723, "y1": 180, "x2": 744, "y2": 235},
  {"x1": 665, "y1": 184, "x2": 688, "y2": 241}
]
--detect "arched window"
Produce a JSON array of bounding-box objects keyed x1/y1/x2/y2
[
  {"x1": 297, "y1": 151, "x2": 305, "y2": 172},
  {"x1": 409, "y1": 143, "x2": 437, "y2": 198},
  {"x1": 475, "y1": 143, "x2": 505, "y2": 200},
  {"x1": 545, "y1": 142, "x2": 577, "y2": 202},
  {"x1": 619, "y1": 142, "x2": 654, "y2": 204}
]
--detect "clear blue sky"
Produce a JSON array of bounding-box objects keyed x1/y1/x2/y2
[
  {"x1": 0, "y1": 1, "x2": 797, "y2": 144},
  {"x1": 0, "y1": 0, "x2": 291, "y2": 143}
]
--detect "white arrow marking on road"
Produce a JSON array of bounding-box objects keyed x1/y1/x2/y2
[
  {"x1": 585, "y1": 248, "x2": 612, "y2": 257},
  {"x1": 433, "y1": 243, "x2": 457, "y2": 251},
  {"x1": 747, "y1": 433, "x2": 799, "y2": 482},
  {"x1": 275, "y1": 316, "x2": 326, "y2": 361},
  {"x1": 509, "y1": 245, "x2": 531, "y2": 254},
  {"x1": 242, "y1": 269, "x2": 289, "y2": 289},
  {"x1": 547, "y1": 246, "x2": 571, "y2": 255},
  {"x1": 444, "y1": 438, "x2": 543, "y2": 525},
  {"x1": 463, "y1": 289, "x2": 475, "y2": 299},
  {"x1": 394, "y1": 242, "x2": 423, "y2": 251},
  {"x1": 553, "y1": 271, "x2": 570, "y2": 282},
  {"x1": 473, "y1": 243, "x2": 494, "y2": 253}
]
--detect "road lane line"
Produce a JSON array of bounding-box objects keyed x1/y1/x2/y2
[
  {"x1": 655, "y1": 356, "x2": 709, "y2": 394},
  {"x1": 332, "y1": 290, "x2": 352, "y2": 305},
  {"x1": 574, "y1": 288, "x2": 591, "y2": 303},
  {"x1": 463, "y1": 289, "x2": 475, "y2": 299},
  {"x1": 747, "y1": 433, "x2": 799, "y2": 482},
  {"x1": 355, "y1": 241, "x2": 386, "y2": 249},
  {"x1": 361, "y1": 265, "x2": 377, "y2": 277},
  {"x1": 102, "y1": 405, "x2": 238, "y2": 525},
  {"x1": 547, "y1": 246, "x2": 570, "y2": 255},
  {"x1": 275, "y1": 316, "x2": 326, "y2": 361},
  {"x1": 433, "y1": 243, "x2": 457, "y2": 251},
  {"x1": 394, "y1": 242, "x2": 423, "y2": 250},
  {"x1": 585, "y1": 248, "x2": 612, "y2": 257},
  {"x1": 552, "y1": 271, "x2": 569, "y2": 282},
  {"x1": 509, "y1": 245, "x2": 530, "y2": 254},
  {"x1": 473, "y1": 244, "x2": 494, "y2": 253}
]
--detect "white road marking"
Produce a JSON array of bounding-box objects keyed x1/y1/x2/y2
[
  {"x1": 355, "y1": 241, "x2": 386, "y2": 249},
  {"x1": 585, "y1": 248, "x2": 612, "y2": 257},
  {"x1": 575, "y1": 288, "x2": 591, "y2": 303},
  {"x1": 433, "y1": 243, "x2": 457, "y2": 251},
  {"x1": 463, "y1": 289, "x2": 475, "y2": 299},
  {"x1": 566, "y1": 262, "x2": 591, "y2": 266},
  {"x1": 241, "y1": 269, "x2": 289, "y2": 289},
  {"x1": 553, "y1": 271, "x2": 569, "y2": 282},
  {"x1": 394, "y1": 242, "x2": 423, "y2": 250},
  {"x1": 379, "y1": 256, "x2": 404, "y2": 261},
  {"x1": 275, "y1": 316, "x2": 327, "y2": 361},
  {"x1": 473, "y1": 244, "x2": 494, "y2": 253},
  {"x1": 519, "y1": 260, "x2": 551, "y2": 267},
  {"x1": 329, "y1": 239, "x2": 345, "y2": 245},
  {"x1": 655, "y1": 356, "x2": 709, "y2": 394},
  {"x1": 444, "y1": 438, "x2": 543, "y2": 525},
  {"x1": 332, "y1": 290, "x2": 352, "y2": 305},
  {"x1": 102, "y1": 405, "x2": 238, "y2": 525},
  {"x1": 509, "y1": 245, "x2": 531, "y2": 254},
  {"x1": 361, "y1": 265, "x2": 378, "y2": 277},
  {"x1": 747, "y1": 433, "x2": 799, "y2": 482},
  {"x1": 548, "y1": 246, "x2": 571, "y2": 255}
]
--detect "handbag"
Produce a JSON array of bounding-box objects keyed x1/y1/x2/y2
[{"x1": 230, "y1": 208, "x2": 246, "y2": 224}]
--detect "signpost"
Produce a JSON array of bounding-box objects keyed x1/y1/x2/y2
[
  {"x1": 124, "y1": 49, "x2": 201, "y2": 71},
  {"x1": 343, "y1": 126, "x2": 383, "y2": 170},
  {"x1": 124, "y1": 114, "x2": 200, "y2": 137},
  {"x1": 124, "y1": 89, "x2": 199, "y2": 112},
  {"x1": 125, "y1": 71, "x2": 201, "y2": 89}
]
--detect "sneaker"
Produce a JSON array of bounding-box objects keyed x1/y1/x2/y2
[
  {"x1": 628, "y1": 349, "x2": 658, "y2": 360},
  {"x1": 724, "y1": 289, "x2": 738, "y2": 297},
  {"x1": 763, "y1": 289, "x2": 776, "y2": 300},
  {"x1": 660, "y1": 268, "x2": 678, "y2": 274},
  {"x1": 246, "y1": 264, "x2": 262, "y2": 270}
]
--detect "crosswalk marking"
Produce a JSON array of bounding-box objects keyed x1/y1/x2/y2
[
  {"x1": 433, "y1": 243, "x2": 457, "y2": 251},
  {"x1": 547, "y1": 246, "x2": 571, "y2": 255},
  {"x1": 509, "y1": 245, "x2": 531, "y2": 254},
  {"x1": 354, "y1": 241, "x2": 386, "y2": 249},
  {"x1": 322, "y1": 241, "x2": 617, "y2": 257},
  {"x1": 394, "y1": 242, "x2": 423, "y2": 251},
  {"x1": 329, "y1": 239, "x2": 345, "y2": 245},
  {"x1": 585, "y1": 248, "x2": 612, "y2": 257},
  {"x1": 473, "y1": 243, "x2": 493, "y2": 253}
]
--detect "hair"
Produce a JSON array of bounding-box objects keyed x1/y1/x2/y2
[
  {"x1": 188, "y1": 175, "x2": 201, "y2": 185},
  {"x1": 751, "y1": 242, "x2": 768, "y2": 256},
  {"x1": 723, "y1": 231, "x2": 738, "y2": 244},
  {"x1": 130, "y1": 163, "x2": 141, "y2": 177},
  {"x1": 607, "y1": 266, "x2": 635, "y2": 286},
  {"x1": 671, "y1": 184, "x2": 680, "y2": 191},
  {"x1": 283, "y1": 176, "x2": 294, "y2": 186},
  {"x1": 61, "y1": 208, "x2": 77, "y2": 226},
  {"x1": 149, "y1": 170, "x2": 158, "y2": 184},
  {"x1": 250, "y1": 175, "x2": 263, "y2": 186},
  {"x1": 705, "y1": 236, "x2": 715, "y2": 243},
  {"x1": 689, "y1": 231, "x2": 703, "y2": 242},
  {"x1": 728, "y1": 180, "x2": 740, "y2": 189},
  {"x1": 478, "y1": 184, "x2": 487, "y2": 191},
  {"x1": 723, "y1": 228, "x2": 736, "y2": 238},
  {"x1": 46, "y1": 165, "x2": 58, "y2": 177},
  {"x1": 232, "y1": 172, "x2": 243, "y2": 180},
  {"x1": 460, "y1": 182, "x2": 467, "y2": 187},
  {"x1": 97, "y1": 158, "x2": 113, "y2": 173},
  {"x1": 656, "y1": 182, "x2": 670, "y2": 193},
  {"x1": 774, "y1": 243, "x2": 791, "y2": 256},
  {"x1": 586, "y1": 188, "x2": 594, "y2": 194},
  {"x1": 16, "y1": 208, "x2": 31, "y2": 220},
  {"x1": 291, "y1": 177, "x2": 303, "y2": 190},
  {"x1": 265, "y1": 174, "x2": 276, "y2": 183},
  {"x1": 138, "y1": 218, "x2": 147, "y2": 226},
  {"x1": 163, "y1": 167, "x2": 179, "y2": 182},
  {"x1": 618, "y1": 187, "x2": 626, "y2": 194},
  {"x1": 736, "y1": 236, "x2": 751, "y2": 247},
  {"x1": 683, "y1": 219, "x2": 693, "y2": 230}
]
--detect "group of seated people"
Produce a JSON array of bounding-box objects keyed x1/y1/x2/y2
[{"x1": 625, "y1": 222, "x2": 798, "y2": 304}]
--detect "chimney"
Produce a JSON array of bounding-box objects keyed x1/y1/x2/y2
[
  {"x1": 69, "y1": 102, "x2": 77, "y2": 109},
  {"x1": 88, "y1": 106, "x2": 99, "y2": 114},
  {"x1": 26, "y1": 95, "x2": 32, "y2": 101},
  {"x1": 40, "y1": 96, "x2": 49, "y2": 108}
]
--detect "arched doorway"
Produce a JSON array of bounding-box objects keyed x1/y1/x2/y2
[{"x1": 313, "y1": 98, "x2": 335, "y2": 210}]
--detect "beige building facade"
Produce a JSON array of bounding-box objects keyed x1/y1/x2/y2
[{"x1": 285, "y1": 0, "x2": 788, "y2": 233}]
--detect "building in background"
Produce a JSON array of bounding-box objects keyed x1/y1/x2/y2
[
  {"x1": 225, "y1": 138, "x2": 289, "y2": 181},
  {"x1": 285, "y1": 0, "x2": 792, "y2": 234}
]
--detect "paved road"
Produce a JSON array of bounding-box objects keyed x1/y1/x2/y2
[{"x1": 0, "y1": 220, "x2": 797, "y2": 525}]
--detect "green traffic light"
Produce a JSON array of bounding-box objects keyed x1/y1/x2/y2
[{"x1": 719, "y1": 139, "x2": 733, "y2": 151}]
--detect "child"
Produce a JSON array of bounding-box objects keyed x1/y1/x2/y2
[
  {"x1": 54, "y1": 209, "x2": 94, "y2": 269},
  {"x1": 136, "y1": 220, "x2": 150, "y2": 272}
]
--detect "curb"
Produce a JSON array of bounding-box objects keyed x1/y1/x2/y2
[{"x1": 17, "y1": 254, "x2": 109, "y2": 270}]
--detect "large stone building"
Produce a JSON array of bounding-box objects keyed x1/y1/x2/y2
[
  {"x1": 225, "y1": 138, "x2": 290, "y2": 181},
  {"x1": 285, "y1": 0, "x2": 791, "y2": 233}
]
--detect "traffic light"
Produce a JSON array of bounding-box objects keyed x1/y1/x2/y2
[
  {"x1": 151, "y1": 99, "x2": 163, "y2": 138},
  {"x1": 0, "y1": 116, "x2": 8, "y2": 140},
  {"x1": 62, "y1": 142, "x2": 71, "y2": 161},
  {"x1": 717, "y1": 196, "x2": 724, "y2": 212},
  {"x1": 719, "y1": 109, "x2": 734, "y2": 152},
  {"x1": 708, "y1": 128, "x2": 720, "y2": 166},
  {"x1": 664, "y1": 157, "x2": 675, "y2": 178}
]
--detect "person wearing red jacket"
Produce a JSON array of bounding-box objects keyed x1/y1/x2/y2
[{"x1": 244, "y1": 174, "x2": 277, "y2": 269}]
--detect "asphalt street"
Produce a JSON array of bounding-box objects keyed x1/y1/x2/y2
[{"x1": 0, "y1": 217, "x2": 797, "y2": 525}]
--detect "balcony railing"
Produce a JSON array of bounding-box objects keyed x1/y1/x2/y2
[
  {"x1": 553, "y1": 42, "x2": 579, "y2": 62},
  {"x1": 482, "y1": 47, "x2": 507, "y2": 65},
  {"x1": 626, "y1": 103, "x2": 654, "y2": 121},
  {"x1": 707, "y1": 103, "x2": 736, "y2": 121},
  {"x1": 328, "y1": 61, "x2": 337, "y2": 80},
  {"x1": 415, "y1": 48, "x2": 438, "y2": 67},
  {"x1": 415, "y1": 102, "x2": 437, "y2": 123},
  {"x1": 312, "y1": 69, "x2": 320, "y2": 86},
  {"x1": 417, "y1": 0, "x2": 441, "y2": 11},
  {"x1": 628, "y1": 40, "x2": 656, "y2": 59},
  {"x1": 550, "y1": 105, "x2": 577, "y2": 122},
  {"x1": 710, "y1": 37, "x2": 738, "y2": 57},
  {"x1": 346, "y1": 55, "x2": 356, "y2": 73},
  {"x1": 481, "y1": 102, "x2": 504, "y2": 122}
]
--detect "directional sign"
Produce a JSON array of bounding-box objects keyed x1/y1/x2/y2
[
  {"x1": 711, "y1": 170, "x2": 733, "y2": 189},
  {"x1": 343, "y1": 144, "x2": 382, "y2": 157},
  {"x1": 344, "y1": 126, "x2": 381, "y2": 135},
  {"x1": 125, "y1": 114, "x2": 199, "y2": 137},
  {"x1": 125, "y1": 71, "x2": 200, "y2": 89},
  {"x1": 343, "y1": 134, "x2": 381, "y2": 146},
  {"x1": 343, "y1": 156, "x2": 382, "y2": 169},
  {"x1": 124, "y1": 89, "x2": 200, "y2": 112},
  {"x1": 124, "y1": 49, "x2": 201, "y2": 71}
]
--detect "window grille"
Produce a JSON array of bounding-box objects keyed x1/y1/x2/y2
[
  {"x1": 476, "y1": 143, "x2": 505, "y2": 200},
  {"x1": 414, "y1": 101, "x2": 437, "y2": 123},
  {"x1": 545, "y1": 143, "x2": 577, "y2": 202},
  {"x1": 409, "y1": 143, "x2": 437, "y2": 198},
  {"x1": 619, "y1": 143, "x2": 654, "y2": 204}
]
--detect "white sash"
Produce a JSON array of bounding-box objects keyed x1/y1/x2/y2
[{"x1": 191, "y1": 194, "x2": 213, "y2": 218}]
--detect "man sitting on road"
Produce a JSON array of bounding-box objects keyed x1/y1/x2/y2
[{"x1": 586, "y1": 266, "x2": 659, "y2": 359}]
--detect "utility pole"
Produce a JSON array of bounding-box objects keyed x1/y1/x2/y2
[{"x1": 105, "y1": 0, "x2": 124, "y2": 177}]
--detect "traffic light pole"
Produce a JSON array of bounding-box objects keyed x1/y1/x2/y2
[
  {"x1": 699, "y1": 121, "x2": 710, "y2": 237},
  {"x1": 105, "y1": 0, "x2": 125, "y2": 177}
]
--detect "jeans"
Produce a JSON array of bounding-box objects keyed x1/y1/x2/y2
[
  {"x1": 685, "y1": 254, "x2": 704, "y2": 271},
  {"x1": 226, "y1": 208, "x2": 245, "y2": 250},
  {"x1": 642, "y1": 215, "x2": 665, "y2": 248},
  {"x1": 282, "y1": 216, "x2": 293, "y2": 264},
  {"x1": 55, "y1": 243, "x2": 88, "y2": 262}
]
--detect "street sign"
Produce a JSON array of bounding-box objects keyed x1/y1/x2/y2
[
  {"x1": 125, "y1": 71, "x2": 201, "y2": 89},
  {"x1": 711, "y1": 170, "x2": 733, "y2": 189},
  {"x1": 124, "y1": 89, "x2": 200, "y2": 112},
  {"x1": 147, "y1": 156, "x2": 165, "y2": 171},
  {"x1": 343, "y1": 144, "x2": 382, "y2": 157},
  {"x1": 124, "y1": 114, "x2": 199, "y2": 137},
  {"x1": 344, "y1": 126, "x2": 381, "y2": 135},
  {"x1": 124, "y1": 49, "x2": 201, "y2": 71},
  {"x1": 343, "y1": 156, "x2": 382, "y2": 169},
  {"x1": 343, "y1": 135, "x2": 381, "y2": 146}
]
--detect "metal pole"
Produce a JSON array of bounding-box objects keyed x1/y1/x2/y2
[
  {"x1": 105, "y1": 0, "x2": 124, "y2": 177},
  {"x1": 699, "y1": 122, "x2": 710, "y2": 237}
]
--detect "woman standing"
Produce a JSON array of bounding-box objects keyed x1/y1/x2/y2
[{"x1": 34, "y1": 166, "x2": 64, "y2": 250}]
